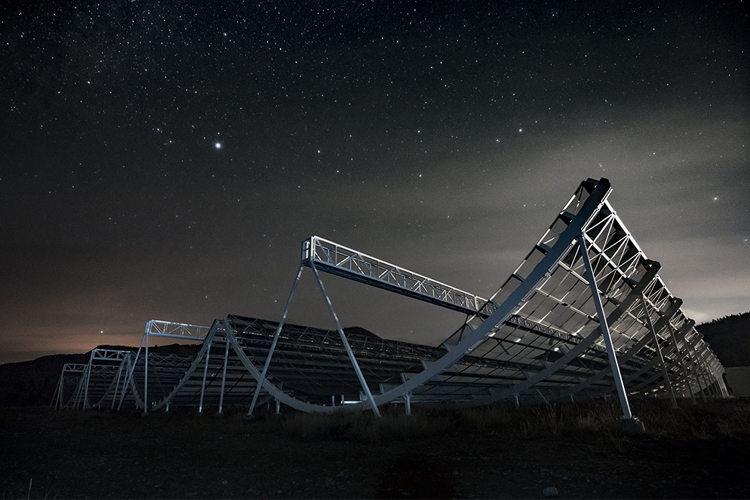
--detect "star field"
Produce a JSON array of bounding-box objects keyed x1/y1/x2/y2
[{"x1": 0, "y1": 1, "x2": 748, "y2": 363}]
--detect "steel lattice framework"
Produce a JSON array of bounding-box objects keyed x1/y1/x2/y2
[{"x1": 56, "y1": 178, "x2": 727, "y2": 421}]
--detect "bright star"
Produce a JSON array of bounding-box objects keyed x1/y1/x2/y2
[{"x1": 215, "y1": 142, "x2": 222, "y2": 149}]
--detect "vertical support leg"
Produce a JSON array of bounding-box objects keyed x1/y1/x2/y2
[
  {"x1": 248, "y1": 266, "x2": 305, "y2": 416},
  {"x1": 718, "y1": 376, "x2": 729, "y2": 398},
  {"x1": 668, "y1": 325, "x2": 697, "y2": 404},
  {"x1": 198, "y1": 340, "x2": 212, "y2": 413},
  {"x1": 217, "y1": 335, "x2": 230, "y2": 414},
  {"x1": 686, "y1": 343, "x2": 708, "y2": 402},
  {"x1": 143, "y1": 331, "x2": 150, "y2": 415},
  {"x1": 310, "y1": 263, "x2": 381, "y2": 417},
  {"x1": 58, "y1": 372, "x2": 65, "y2": 409},
  {"x1": 578, "y1": 235, "x2": 640, "y2": 429},
  {"x1": 697, "y1": 360, "x2": 710, "y2": 400},
  {"x1": 405, "y1": 393, "x2": 412, "y2": 416},
  {"x1": 514, "y1": 393, "x2": 520, "y2": 408},
  {"x1": 111, "y1": 361, "x2": 125, "y2": 410},
  {"x1": 275, "y1": 399, "x2": 281, "y2": 414},
  {"x1": 683, "y1": 361, "x2": 698, "y2": 403},
  {"x1": 119, "y1": 345, "x2": 141, "y2": 411},
  {"x1": 641, "y1": 294, "x2": 678, "y2": 409},
  {"x1": 74, "y1": 365, "x2": 87, "y2": 409},
  {"x1": 82, "y1": 355, "x2": 93, "y2": 409},
  {"x1": 51, "y1": 371, "x2": 63, "y2": 409}
]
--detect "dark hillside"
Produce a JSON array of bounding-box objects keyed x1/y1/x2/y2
[
  {"x1": 697, "y1": 312, "x2": 750, "y2": 367},
  {"x1": 0, "y1": 344, "x2": 199, "y2": 407},
  {"x1": 0, "y1": 352, "x2": 88, "y2": 406}
]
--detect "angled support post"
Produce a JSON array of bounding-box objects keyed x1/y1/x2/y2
[
  {"x1": 247, "y1": 265, "x2": 305, "y2": 416},
  {"x1": 119, "y1": 335, "x2": 144, "y2": 411},
  {"x1": 536, "y1": 388, "x2": 549, "y2": 404},
  {"x1": 51, "y1": 370, "x2": 63, "y2": 409},
  {"x1": 217, "y1": 334, "x2": 231, "y2": 414},
  {"x1": 667, "y1": 323, "x2": 697, "y2": 404},
  {"x1": 111, "y1": 357, "x2": 126, "y2": 410},
  {"x1": 310, "y1": 262, "x2": 381, "y2": 417},
  {"x1": 698, "y1": 358, "x2": 712, "y2": 400},
  {"x1": 82, "y1": 354, "x2": 93, "y2": 409},
  {"x1": 198, "y1": 339, "x2": 213, "y2": 413},
  {"x1": 143, "y1": 329, "x2": 150, "y2": 415},
  {"x1": 401, "y1": 374, "x2": 412, "y2": 416},
  {"x1": 578, "y1": 235, "x2": 642, "y2": 432},
  {"x1": 718, "y1": 374, "x2": 729, "y2": 398},
  {"x1": 641, "y1": 293, "x2": 678, "y2": 409}
]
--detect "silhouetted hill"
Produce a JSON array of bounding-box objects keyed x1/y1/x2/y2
[
  {"x1": 0, "y1": 352, "x2": 88, "y2": 406},
  {"x1": 0, "y1": 344, "x2": 200, "y2": 407},
  {"x1": 697, "y1": 312, "x2": 750, "y2": 368}
]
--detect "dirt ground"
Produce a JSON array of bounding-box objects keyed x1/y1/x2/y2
[{"x1": 1, "y1": 406, "x2": 748, "y2": 499}]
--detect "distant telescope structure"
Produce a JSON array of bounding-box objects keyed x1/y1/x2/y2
[{"x1": 53, "y1": 178, "x2": 727, "y2": 429}]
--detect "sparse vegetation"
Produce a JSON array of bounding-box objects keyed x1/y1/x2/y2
[
  {"x1": 3, "y1": 398, "x2": 750, "y2": 499},
  {"x1": 256, "y1": 397, "x2": 750, "y2": 444}
]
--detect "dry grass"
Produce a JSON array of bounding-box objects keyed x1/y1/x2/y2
[{"x1": 267, "y1": 397, "x2": 750, "y2": 443}]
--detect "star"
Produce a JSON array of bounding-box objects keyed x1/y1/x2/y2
[{"x1": 215, "y1": 142, "x2": 222, "y2": 149}]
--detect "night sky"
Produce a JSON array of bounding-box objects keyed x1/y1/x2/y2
[{"x1": 1, "y1": 1, "x2": 748, "y2": 364}]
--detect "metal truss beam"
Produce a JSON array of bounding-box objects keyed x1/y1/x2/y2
[{"x1": 303, "y1": 236, "x2": 496, "y2": 316}]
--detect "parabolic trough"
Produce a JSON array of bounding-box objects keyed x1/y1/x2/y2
[{"x1": 53, "y1": 178, "x2": 728, "y2": 424}]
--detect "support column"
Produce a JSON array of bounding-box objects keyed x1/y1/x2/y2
[
  {"x1": 82, "y1": 355, "x2": 93, "y2": 409},
  {"x1": 311, "y1": 263, "x2": 381, "y2": 417},
  {"x1": 143, "y1": 331, "x2": 150, "y2": 415},
  {"x1": 217, "y1": 335, "x2": 230, "y2": 415},
  {"x1": 641, "y1": 294, "x2": 678, "y2": 409},
  {"x1": 536, "y1": 388, "x2": 549, "y2": 404},
  {"x1": 248, "y1": 266, "x2": 304, "y2": 417},
  {"x1": 667, "y1": 323, "x2": 697, "y2": 404},
  {"x1": 697, "y1": 357, "x2": 711, "y2": 400},
  {"x1": 111, "y1": 361, "x2": 125, "y2": 410},
  {"x1": 198, "y1": 340, "x2": 212, "y2": 413},
  {"x1": 51, "y1": 371, "x2": 63, "y2": 409},
  {"x1": 578, "y1": 235, "x2": 644, "y2": 434},
  {"x1": 119, "y1": 342, "x2": 141, "y2": 411},
  {"x1": 718, "y1": 375, "x2": 729, "y2": 398}
]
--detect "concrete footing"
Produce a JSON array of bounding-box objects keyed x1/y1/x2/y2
[{"x1": 617, "y1": 416, "x2": 646, "y2": 435}]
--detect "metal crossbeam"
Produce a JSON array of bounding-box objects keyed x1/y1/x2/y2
[
  {"x1": 302, "y1": 236, "x2": 497, "y2": 316},
  {"x1": 145, "y1": 320, "x2": 211, "y2": 339}
]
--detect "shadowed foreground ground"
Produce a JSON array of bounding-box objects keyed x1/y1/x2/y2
[{"x1": 1, "y1": 400, "x2": 749, "y2": 499}]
